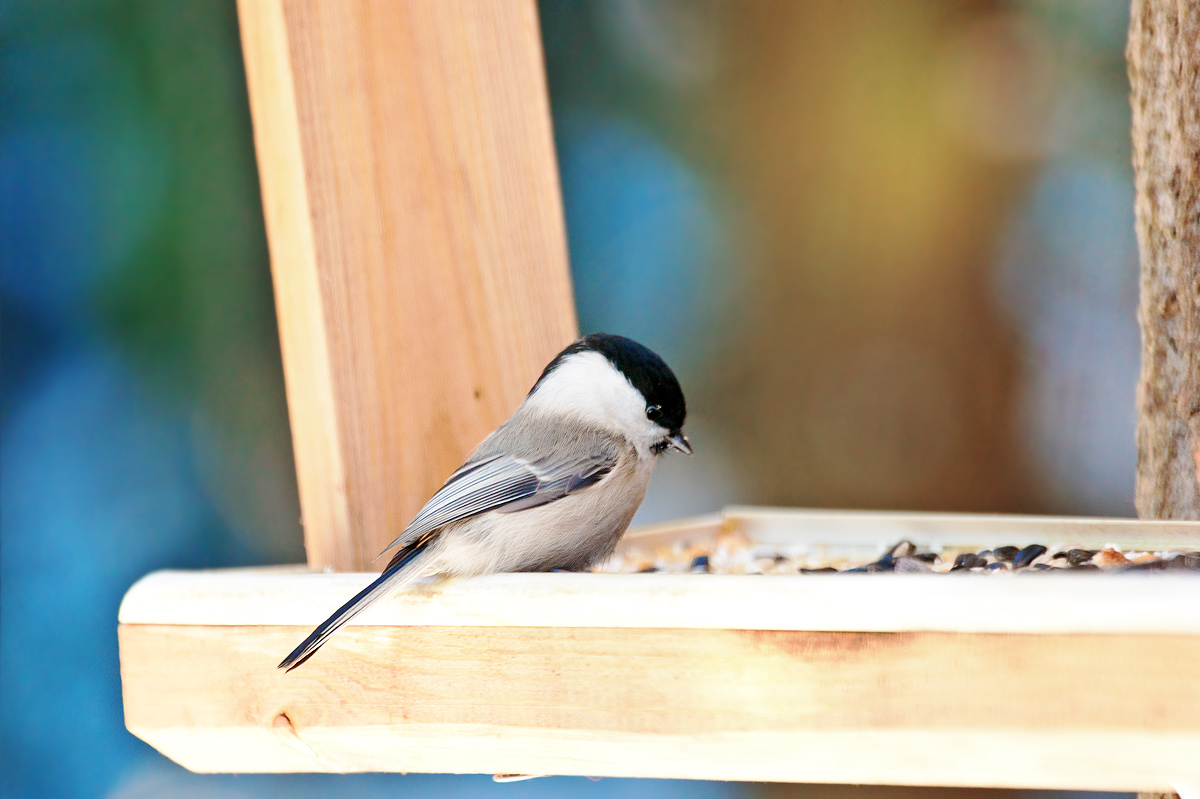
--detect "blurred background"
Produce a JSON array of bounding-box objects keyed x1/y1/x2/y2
[{"x1": 1, "y1": 0, "x2": 1139, "y2": 797}]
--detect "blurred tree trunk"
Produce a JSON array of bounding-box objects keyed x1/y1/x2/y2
[{"x1": 1130, "y1": 0, "x2": 1200, "y2": 519}]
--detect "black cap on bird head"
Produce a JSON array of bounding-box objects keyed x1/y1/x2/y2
[{"x1": 533, "y1": 333, "x2": 689, "y2": 449}]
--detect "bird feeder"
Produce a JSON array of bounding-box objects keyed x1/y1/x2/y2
[{"x1": 118, "y1": 0, "x2": 1200, "y2": 793}]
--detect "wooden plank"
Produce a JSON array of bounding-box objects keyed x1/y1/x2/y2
[
  {"x1": 117, "y1": 568, "x2": 1200, "y2": 635},
  {"x1": 237, "y1": 0, "x2": 577, "y2": 572},
  {"x1": 237, "y1": 0, "x2": 349, "y2": 568},
  {"x1": 119, "y1": 623, "x2": 1200, "y2": 789}
]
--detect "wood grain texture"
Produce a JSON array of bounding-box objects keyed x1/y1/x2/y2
[
  {"x1": 1130, "y1": 0, "x2": 1200, "y2": 517},
  {"x1": 119, "y1": 623, "x2": 1200, "y2": 788},
  {"x1": 237, "y1": 0, "x2": 577, "y2": 571}
]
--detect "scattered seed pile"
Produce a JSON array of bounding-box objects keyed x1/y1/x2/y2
[{"x1": 600, "y1": 530, "x2": 1200, "y2": 575}]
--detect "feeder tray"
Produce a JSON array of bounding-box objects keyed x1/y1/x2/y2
[{"x1": 119, "y1": 507, "x2": 1200, "y2": 791}]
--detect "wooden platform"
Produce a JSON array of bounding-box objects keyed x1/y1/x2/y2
[
  {"x1": 119, "y1": 508, "x2": 1200, "y2": 790},
  {"x1": 129, "y1": 1, "x2": 1200, "y2": 791}
]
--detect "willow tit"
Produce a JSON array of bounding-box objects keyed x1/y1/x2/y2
[{"x1": 279, "y1": 333, "x2": 690, "y2": 670}]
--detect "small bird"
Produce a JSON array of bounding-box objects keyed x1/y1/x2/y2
[{"x1": 279, "y1": 333, "x2": 690, "y2": 670}]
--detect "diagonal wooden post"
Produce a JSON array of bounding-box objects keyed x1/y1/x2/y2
[
  {"x1": 236, "y1": 0, "x2": 578, "y2": 571},
  {"x1": 1130, "y1": 0, "x2": 1200, "y2": 519}
]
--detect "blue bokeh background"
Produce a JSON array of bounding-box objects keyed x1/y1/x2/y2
[{"x1": 2, "y1": 1, "x2": 1142, "y2": 797}]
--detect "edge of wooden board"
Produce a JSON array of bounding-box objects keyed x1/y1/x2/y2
[
  {"x1": 721, "y1": 506, "x2": 1200, "y2": 549},
  {"x1": 127, "y1": 725, "x2": 1200, "y2": 790},
  {"x1": 119, "y1": 568, "x2": 1200, "y2": 634}
]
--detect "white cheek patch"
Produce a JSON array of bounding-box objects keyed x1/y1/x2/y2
[{"x1": 524, "y1": 351, "x2": 664, "y2": 445}]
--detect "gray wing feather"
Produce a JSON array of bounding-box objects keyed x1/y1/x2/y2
[{"x1": 378, "y1": 449, "x2": 615, "y2": 556}]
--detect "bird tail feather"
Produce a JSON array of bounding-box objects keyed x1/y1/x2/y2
[{"x1": 278, "y1": 540, "x2": 433, "y2": 671}]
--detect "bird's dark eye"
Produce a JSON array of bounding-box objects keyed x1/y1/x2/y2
[{"x1": 646, "y1": 404, "x2": 662, "y2": 422}]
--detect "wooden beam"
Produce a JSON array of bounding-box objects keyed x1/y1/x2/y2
[{"x1": 237, "y1": 0, "x2": 577, "y2": 571}]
